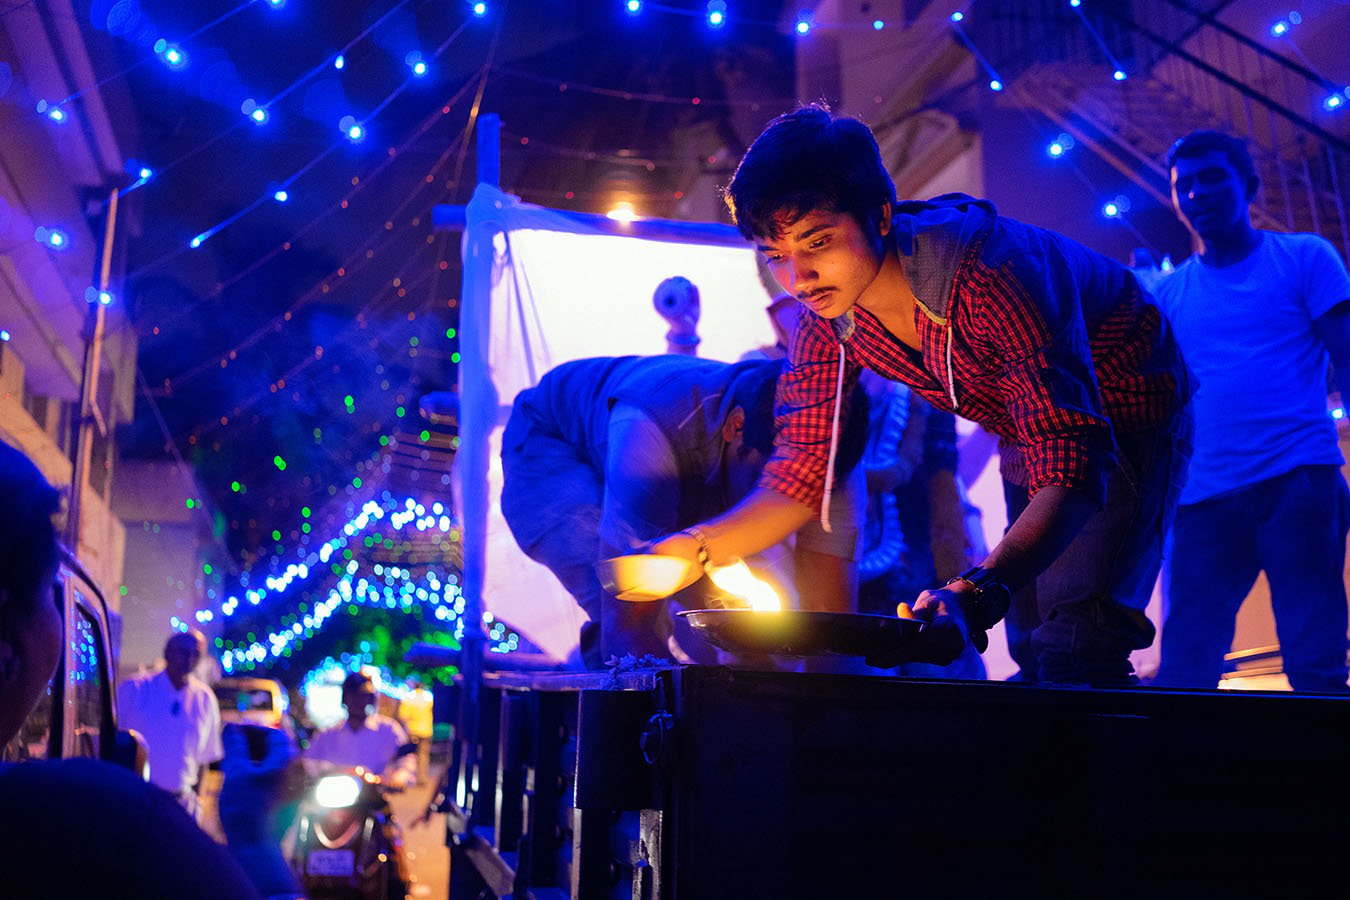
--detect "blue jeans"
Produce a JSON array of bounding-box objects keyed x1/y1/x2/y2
[
  {"x1": 1002, "y1": 411, "x2": 1193, "y2": 686},
  {"x1": 500, "y1": 410, "x2": 609, "y2": 668},
  {"x1": 1156, "y1": 465, "x2": 1350, "y2": 693}
]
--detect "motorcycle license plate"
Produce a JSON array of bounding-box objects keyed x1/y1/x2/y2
[{"x1": 307, "y1": 848, "x2": 355, "y2": 876}]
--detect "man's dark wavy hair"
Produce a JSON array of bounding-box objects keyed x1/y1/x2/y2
[
  {"x1": 1166, "y1": 129, "x2": 1258, "y2": 192},
  {"x1": 0, "y1": 441, "x2": 62, "y2": 615},
  {"x1": 724, "y1": 104, "x2": 897, "y2": 242}
]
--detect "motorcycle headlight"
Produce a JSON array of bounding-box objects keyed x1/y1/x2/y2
[{"x1": 314, "y1": 774, "x2": 362, "y2": 809}]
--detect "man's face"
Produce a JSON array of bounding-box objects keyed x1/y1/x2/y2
[
  {"x1": 1170, "y1": 150, "x2": 1252, "y2": 245},
  {"x1": 756, "y1": 209, "x2": 887, "y2": 320},
  {"x1": 343, "y1": 682, "x2": 376, "y2": 720},
  {"x1": 164, "y1": 633, "x2": 203, "y2": 682},
  {"x1": 0, "y1": 574, "x2": 60, "y2": 747}
]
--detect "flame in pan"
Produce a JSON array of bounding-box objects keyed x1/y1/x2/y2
[{"x1": 707, "y1": 560, "x2": 782, "y2": 611}]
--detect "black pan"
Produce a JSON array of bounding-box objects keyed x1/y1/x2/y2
[{"x1": 677, "y1": 609, "x2": 926, "y2": 659}]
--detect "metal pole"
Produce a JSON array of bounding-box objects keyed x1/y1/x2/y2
[
  {"x1": 451, "y1": 111, "x2": 501, "y2": 834},
  {"x1": 66, "y1": 186, "x2": 119, "y2": 550}
]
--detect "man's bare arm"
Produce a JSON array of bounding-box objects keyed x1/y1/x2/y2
[
  {"x1": 650, "y1": 486, "x2": 814, "y2": 568},
  {"x1": 979, "y1": 484, "x2": 1096, "y2": 592}
]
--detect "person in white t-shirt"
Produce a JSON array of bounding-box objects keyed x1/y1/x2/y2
[
  {"x1": 118, "y1": 629, "x2": 225, "y2": 816},
  {"x1": 1152, "y1": 129, "x2": 1350, "y2": 693},
  {"x1": 305, "y1": 671, "x2": 414, "y2": 788}
]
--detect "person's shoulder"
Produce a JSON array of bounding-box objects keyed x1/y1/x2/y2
[
  {"x1": 1265, "y1": 229, "x2": 1328, "y2": 248},
  {"x1": 1269, "y1": 230, "x2": 1344, "y2": 260},
  {"x1": 370, "y1": 714, "x2": 409, "y2": 744},
  {"x1": 186, "y1": 673, "x2": 216, "y2": 695},
  {"x1": 0, "y1": 757, "x2": 163, "y2": 815},
  {"x1": 373, "y1": 714, "x2": 405, "y2": 733},
  {"x1": 120, "y1": 668, "x2": 158, "y2": 687},
  {"x1": 118, "y1": 669, "x2": 163, "y2": 699},
  {"x1": 1254, "y1": 231, "x2": 1349, "y2": 278},
  {"x1": 0, "y1": 759, "x2": 264, "y2": 899},
  {"x1": 1150, "y1": 256, "x2": 1200, "y2": 298},
  {"x1": 311, "y1": 722, "x2": 343, "y2": 740}
]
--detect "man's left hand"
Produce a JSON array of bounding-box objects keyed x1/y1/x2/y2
[{"x1": 911, "y1": 584, "x2": 987, "y2": 655}]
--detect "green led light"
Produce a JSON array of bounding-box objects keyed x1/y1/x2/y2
[
  {"x1": 185, "y1": 499, "x2": 195, "y2": 509},
  {"x1": 420, "y1": 430, "x2": 431, "y2": 442},
  {"x1": 273, "y1": 455, "x2": 287, "y2": 471},
  {"x1": 445, "y1": 327, "x2": 456, "y2": 339},
  {"x1": 395, "y1": 406, "x2": 405, "y2": 418},
  {"x1": 352, "y1": 476, "x2": 362, "y2": 488},
  {"x1": 231, "y1": 481, "x2": 242, "y2": 492},
  {"x1": 203, "y1": 564, "x2": 212, "y2": 575},
  {"x1": 271, "y1": 529, "x2": 281, "y2": 541},
  {"x1": 301, "y1": 506, "x2": 311, "y2": 518},
  {"x1": 451, "y1": 351, "x2": 461, "y2": 363}
]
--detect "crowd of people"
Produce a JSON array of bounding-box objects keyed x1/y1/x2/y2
[
  {"x1": 506, "y1": 112, "x2": 1349, "y2": 693},
  {"x1": 0, "y1": 101, "x2": 1347, "y2": 897}
]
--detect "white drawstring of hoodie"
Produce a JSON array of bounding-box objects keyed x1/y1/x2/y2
[
  {"x1": 818, "y1": 325, "x2": 958, "y2": 533},
  {"x1": 819, "y1": 346, "x2": 846, "y2": 533}
]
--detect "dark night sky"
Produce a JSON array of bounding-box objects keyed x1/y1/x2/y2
[{"x1": 95, "y1": 0, "x2": 791, "y2": 564}]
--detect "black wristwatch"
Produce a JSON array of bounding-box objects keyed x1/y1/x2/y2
[{"x1": 945, "y1": 566, "x2": 1012, "y2": 634}]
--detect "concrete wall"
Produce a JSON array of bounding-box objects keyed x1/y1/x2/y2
[{"x1": 112, "y1": 459, "x2": 231, "y2": 678}]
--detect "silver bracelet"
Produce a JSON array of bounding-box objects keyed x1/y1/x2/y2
[{"x1": 678, "y1": 525, "x2": 712, "y2": 570}]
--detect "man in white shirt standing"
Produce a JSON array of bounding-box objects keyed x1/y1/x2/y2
[
  {"x1": 305, "y1": 671, "x2": 414, "y2": 789},
  {"x1": 117, "y1": 629, "x2": 225, "y2": 817},
  {"x1": 1152, "y1": 129, "x2": 1350, "y2": 692}
]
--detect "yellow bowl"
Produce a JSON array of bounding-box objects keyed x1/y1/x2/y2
[{"x1": 597, "y1": 554, "x2": 699, "y2": 602}]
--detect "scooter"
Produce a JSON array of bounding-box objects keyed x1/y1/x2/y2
[{"x1": 291, "y1": 753, "x2": 413, "y2": 900}]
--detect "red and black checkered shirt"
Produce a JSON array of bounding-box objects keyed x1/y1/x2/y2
[{"x1": 760, "y1": 228, "x2": 1189, "y2": 511}]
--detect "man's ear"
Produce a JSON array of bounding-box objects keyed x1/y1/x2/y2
[
  {"x1": 878, "y1": 201, "x2": 893, "y2": 237},
  {"x1": 1245, "y1": 173, "x2": 1260, "y2": 203},
  {"x1": 722, "y1": 407, "x2": 746, "y2": 443}
]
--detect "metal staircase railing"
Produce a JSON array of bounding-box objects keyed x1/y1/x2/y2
[
  {"x1": 964, "y1": 0, "x2": 1350, "y2": 258},
  {"x1": 1097, "y1": 0, "x2": 1349, "y2": 256}
]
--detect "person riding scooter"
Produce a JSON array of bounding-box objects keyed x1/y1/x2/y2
[
  {"x1": 298, "y1": 670, "x2": 415, "y2": 900},
  {"x1": 305, "y1": 672, "x2": 415, "y2": 788}
]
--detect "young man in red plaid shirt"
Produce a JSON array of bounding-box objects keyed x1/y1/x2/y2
[{"x1": 654, "y1": 105, "x2": 1193, "y2": 686}]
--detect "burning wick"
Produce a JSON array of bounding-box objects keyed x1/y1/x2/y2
[{"x1": 707, "y1": 560, "x2": 782, "y2": 611}]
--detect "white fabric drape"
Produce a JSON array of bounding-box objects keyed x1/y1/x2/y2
[{"x1": 458, "y1": 184, "x2": 776, "y2": 660}]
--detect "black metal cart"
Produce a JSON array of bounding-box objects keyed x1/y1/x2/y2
[{"x1": 443, "y1": 665, "x2": 1349, "y2": 900}]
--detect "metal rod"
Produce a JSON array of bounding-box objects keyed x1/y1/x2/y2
[{"x1": 65, "y1": 186, "x2": 118, "y2": 550}]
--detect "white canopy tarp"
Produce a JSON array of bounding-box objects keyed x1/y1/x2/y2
[{"x1": 457, "y1": 184, "x2": 777, "y2": 660}]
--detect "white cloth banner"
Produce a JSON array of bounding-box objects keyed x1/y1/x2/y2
[{"x1": 459, "y1": 184, "x2": 776, "y2": 660}]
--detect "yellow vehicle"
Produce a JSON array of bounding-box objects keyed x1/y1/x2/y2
[{"x1": 214, "y1": 676, "x2": 291, "y2": 733}]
